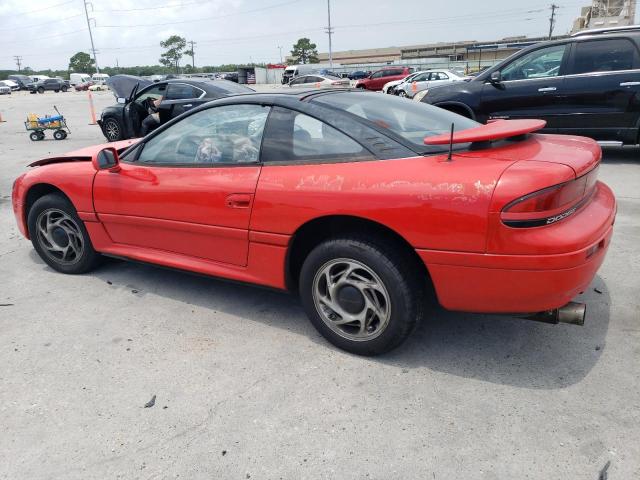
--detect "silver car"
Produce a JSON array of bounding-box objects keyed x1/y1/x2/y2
[
  {"x1": 397, "y1": 70, "x2": 468, "y2": 98},
  {"x1": 288, "y1": 74, "x2": 350, "y2": 88},
  {"x1": 0, "y1": 84, "x2": 11, "y2": 95}
]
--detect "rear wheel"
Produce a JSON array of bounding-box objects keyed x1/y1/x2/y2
[
  {"x1": 29, "y1": 132, "x2": 41, "y2": 141},
  {"x1": 61, "y1": 85, "x2": 68, "y2": 92},
  {"x1": 37, "y1": 87, "x2": 44, "y2": 94},
  {"x1": 27, "y1": 194, "x2": 102, "y2": 274},
  {"x1": 53, "y1": 130, "x2": 66, "y2": 140},
  {"x1": 299, "y1": 236, "x2": 424, "y2": 355}
]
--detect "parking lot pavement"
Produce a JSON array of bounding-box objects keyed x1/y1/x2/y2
[{"x1": 1, "y1": 91, "x2": 639, "y2": 480}]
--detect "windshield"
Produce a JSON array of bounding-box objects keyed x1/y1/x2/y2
[{"x1": 313, "y1": 92, "x2": 479, "y2": 153}]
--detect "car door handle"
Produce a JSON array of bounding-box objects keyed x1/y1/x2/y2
[
  {"x1": 619, "y1": 81, "x2": 640, "y2": 87},
  {"x1": 183, "y1": 104, "x2": 193, "y2": 108},
  {"x1": 538, "y1": 87, "x2": 557, "y2": 92},
  {"x1": 225, "y1": 193, "x2": 252, "y2": 209}
]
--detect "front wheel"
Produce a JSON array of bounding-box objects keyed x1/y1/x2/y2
[
  {"x1": 398, "y1": 90, "x2": 408, "y2": 98},
  {"x1": 37, "y1": 87, "x2": 44, "y2": 94},
  {"x1": 27, "y1": 194, "x2": 102, "y2": 274},
  {"x1": 102, "y1": 117, "x2": 123, "y2": 141},
  {"x1": 299, "y1": 236, "x2": 424, "y2": 355},
  {"x1": 61, "y1": 86, "x2": 68, "y2": 92}
]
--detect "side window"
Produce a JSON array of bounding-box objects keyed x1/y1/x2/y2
[
  {"x1": 261, "y1": 107, "x2": 371, "y2": 163},
  {"x1": 433, "y1": 72, "x2": 449, "y2": 80},
  {"x1": 135, "y1": 84, "x2": 167, "y2": 104},
  {"x1": 414, "y1": 73, "x2": 430, "y2": 82},
  {"x1": 370, "y1": 71, "x2": 383, "y2": 79},
  {"x1": 289, "y1": 76, "x2": 306, "y2": 85},
  {"x1": 136, "y1": 104, "x2": 270, "y2": 165},
  {"x1": 304, "y1": 76, "x2": 322, "y2": 83},
  {"x1": 166, "y1": 84, "x2": 203, "y2": 100},
  {"x1": 570, "y1": 39, "x2": 639, "y2": 74},
  {"x1": 501, "y1": 44, "x2": 568, "y2": 81}
]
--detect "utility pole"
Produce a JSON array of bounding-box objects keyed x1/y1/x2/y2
[
  {"x1": 548, "y1": 4, "x2": 559, "y2": 39},
  {"x1": 13, "y1": 55, "x2": 22, "y2": 72},
  {"x1": 83, "y1": 0, "x2": 100, "y2": 74},
  {"x1": 188, "y1": 40, "x2": 197, "y2": 68},
  {"x1": 277, "y1": 45, "x2": 283, "y2": 64},
  {"x1": 326, "y1": 0, "x2": 334, "y2": 67}
]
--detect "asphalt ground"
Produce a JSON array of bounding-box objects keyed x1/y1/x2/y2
[{"x1": 0, "y1": 89, "x2": 638, "y2": 479}]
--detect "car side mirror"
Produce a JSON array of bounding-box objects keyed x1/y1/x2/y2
[
  {"x1": 117, "y1": 97, "x2": 126, "y2": 104},
  {"x1": 93, "y1": 147, "x2": 120, "y2": 172},
  {"x1": 490, "y1": 71, "x2": 502, "y2": 84}
]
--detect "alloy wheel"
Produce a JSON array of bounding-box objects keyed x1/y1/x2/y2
[
  {"x1": 35, "y1": 209, "x2": 85, "y2": 265},
  {"x1": 104, "y1": 119, "x2": 120, "y2": 141},
  {"x1": 312, "y1": 258, "x2": 391, "y2": 341}
]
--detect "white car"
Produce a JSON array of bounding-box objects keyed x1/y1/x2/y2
[
  {"x1": 288, "y1": 74, "x2": 350, "y2": 88},
  {"x1": 88, "y1": 83, "x2": 109, "y2": 91},
  {"x1": 397, "y1": 69, "x2": 468, "y2": 98},
  {"x1": 382, "y1": 71, "x2": 429, "y2": 95},
  {"x1": 0, "y1": 84, "x2": 10, "y2": 95},
  {"x1": 0, "y1": 79, "x2": 20, "y2": 91}
]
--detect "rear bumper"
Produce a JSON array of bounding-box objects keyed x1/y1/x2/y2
[{"x1": 419, "y1": 181, "x2": 616, "y2": 313}]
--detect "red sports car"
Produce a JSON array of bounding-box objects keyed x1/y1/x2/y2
[{"x1": 11, "y1": 90, "x2": 616, "y2": 355}]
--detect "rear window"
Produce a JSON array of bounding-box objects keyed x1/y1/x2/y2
[
  {"x1": 313, "y1": 92, "x2": 479, "y2": 152},
  {"x1": 207, "y1": 81, "x2": 254, "y2": 95},
  {"x1": 570, "y1": 38, "x2": 639, "y2": 74}
]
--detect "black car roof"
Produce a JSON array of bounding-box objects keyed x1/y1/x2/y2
[{"x1": 161, "y1": 78, "x2": 253, "y2": 95}]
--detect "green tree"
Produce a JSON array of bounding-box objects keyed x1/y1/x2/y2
[
  {"x1": 159, "y1": 35, "x2": 187, "y2": 73},
  {"x1": 68, "y1": 52, "x2": 95, "y2": 73},
  {"x1": 290, "y1": 38, "x2": 319, "y2": 64}
]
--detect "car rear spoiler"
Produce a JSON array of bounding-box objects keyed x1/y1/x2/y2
[{"x1": 423, "y1": 119, "x2": 546, "y2": 145}]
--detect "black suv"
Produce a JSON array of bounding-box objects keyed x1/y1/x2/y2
[
  {"x1": 28, "y1": 78, "x2": 69, "y2": 94},
  {"x1": 419, "y1": 26, "x2": 640, "y2": 145}
]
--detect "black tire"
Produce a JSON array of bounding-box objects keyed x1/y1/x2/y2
[
  {"x1": 29, "y1": 132, "x2": 41, "y2": 141},
  {"x1": 61, "y1": 85, "x2": 68, "y2": 92},
  {"x1": 356, "y1": 84, "x2": 366, "y2": 89},
  {"x1": 37, "y1": 87, "x2": 44, "y2": 94},
  {"x1": 27, "y1": 193, "x2": 102, "y2": 274},
  {"x1": 299, "y1": 235, "x2": 425, "y2": 355},
  {"x1": 53, "y1": 130, "x2": 65, "y2": 140},
  {"x1": 102, "y1": 117, "x2": 123, "y2": 141},
  {"x1": 398, "y1": 90, "x2": 408, "y2": 98}
]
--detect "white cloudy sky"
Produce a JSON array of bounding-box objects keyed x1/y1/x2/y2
[{"x1": 0, "y1": 0, "x2": 593, "y2": 70}]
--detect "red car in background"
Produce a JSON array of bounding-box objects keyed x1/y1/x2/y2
[
  {"x1": 11, "y1": 90, "x2": 615, "y2": 355},
  {"x1": 74, "y1": 81, "x2": 95, "y2": 91},
  {"x1": 356, "y1": 66, "x2": 413, "y2": 91}
]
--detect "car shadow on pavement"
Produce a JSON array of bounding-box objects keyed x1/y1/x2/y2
[
  {"x1": 382, "y1": 275, "x2": 611, "y2": 389},
  {"x1": 601, "y1": 146, "x2": 640, "y2": 164},
  {"x1": 29, "y1": 252, "x2": 610, "y2": 390}
]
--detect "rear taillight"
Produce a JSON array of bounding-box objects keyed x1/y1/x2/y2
[{"x1": 501, "y1": 167, "x2": 599, "y2": 227}]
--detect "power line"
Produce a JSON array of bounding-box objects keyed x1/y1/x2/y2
[
  {"x1": 188, "y1": 40, "x2": 197, "y2": 68},
  {"x1": 0, "y1": 14, "x2": 83, "y2": 32},
  {"x1": 95, "y1": 0, "x2": 303, "y2": 28},
  {"x1": 0, "y1": 0, "x2": 76, "y2": 17}
]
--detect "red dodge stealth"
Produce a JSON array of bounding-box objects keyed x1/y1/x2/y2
[{"x1": 12, "y1": 90, "x2": 616, "y2": 355}]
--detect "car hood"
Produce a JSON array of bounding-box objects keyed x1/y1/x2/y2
[
  {"x1": 106, "y1": 75, "x2": 152, "y2": 99},
  {"x1": 29, "y1": 139, "x2": 139, "y2": 167}
]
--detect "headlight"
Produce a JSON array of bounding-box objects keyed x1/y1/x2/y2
[{"x1": 413, "y1": 90, "x2": 429, "y2": 102}]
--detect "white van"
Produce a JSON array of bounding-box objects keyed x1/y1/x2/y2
[
  {"x1": 31, "y1": 75, "x2": 50, "y2": 83},
  {"x1": 282, "y1": 64, "x2": 317, "y2": 84},
  {"x1": 92, "y1": 73, "x2": 110, "y2": 85},
  {"x1": 70, "y1": 73, "x2": 92, "y2": 86}
]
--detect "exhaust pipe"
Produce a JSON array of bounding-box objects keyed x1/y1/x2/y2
[{"x1": 523, "y1": 301, "x2": 586, "y2": 326}]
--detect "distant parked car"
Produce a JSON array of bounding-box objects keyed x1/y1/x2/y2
[
  {"x1": 70, "y1": 73, "x2": 92, "y2": 86},
  {"x1": 396, "y1": 69, "x2": 468, "y2": 98},
  {"x1": 355, "y1": 67, "x2": 414, "y2": 91},
  {"x1": 8, "y1": 74, "x2": 34, "y2": 90},
  {"x1": 28, "y1": 78, "x2": 69, "y2": 93},
  {"x1": 92, "y1": 73, "x2": 110, "y2": 84},
  {"x1": 88, "y1": 83, "x2": 110, "y2": 91},
  {"x1": 74, "y1": 81, "x2": 95, "y2": 91},
  {"x1": 0, "y1": 79, "x2": 20, "y2": 91},
  {"x1": 288, "y1": 74, "x2": 351, "y2": 88},
  {"x1": 416, "y1": 25, "x2": 640, "y2": 145},
  {"x1": 220, "y1": 72, "x2": 239, "y2": 83},
  {"x1": 382, "y1": 71, "x2": 427, "y2": 95},
  {"x1": 98, "y1": 75, "x2": 254, "y2": 141},
  {"x1": 0, "y1": 84, "x2": 10, "y2": 95},
  {"x1": 348, "y1": 70, "x2": 368, "y2": 80}
]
